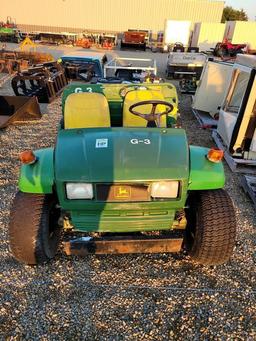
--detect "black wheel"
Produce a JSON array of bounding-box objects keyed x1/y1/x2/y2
[
  {"x1": 185, "y1": 189, "x2": 236, "y2": 265},
  {"x1": 9, "y1": 191, "x2": 61, "y2": 265}
]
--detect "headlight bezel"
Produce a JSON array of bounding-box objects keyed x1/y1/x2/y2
[
  {"x1": 66, "y1": 183, "x2": 94, "y2": 200},
  {"x1": 150, "y1": 181, "x2": 179, "y2": 199}
]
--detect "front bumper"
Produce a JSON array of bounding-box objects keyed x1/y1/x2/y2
[{"x1": 63, "y1": 235, "x2": 183, "y2": 255}]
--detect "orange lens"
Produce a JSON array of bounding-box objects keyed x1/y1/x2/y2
[
  {"x1": 19, "y1": 150, "x2": 37, "y2": 164},
  {"x1": 207, "y1": 149, "x2": 224, "y2": 163}
]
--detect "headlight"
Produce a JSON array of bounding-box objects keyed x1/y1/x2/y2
[
  {"x1": 150, "y1": 181, "x2": 179, "y2": 199},
  {"x1": 66, "y1": 183, "x2": 93, "y2": 199}
]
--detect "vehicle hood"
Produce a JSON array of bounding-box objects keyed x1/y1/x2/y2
[{"x1": 55, "y1": 128, "x2": 189, "y2": 182}]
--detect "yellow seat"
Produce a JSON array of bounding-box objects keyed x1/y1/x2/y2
[
  {"x1": 123, "y1": 90, "x2": 167, "y2": 127},
  {"x1": 64, "y1": 92, "x2": 110, "y2": 129}
]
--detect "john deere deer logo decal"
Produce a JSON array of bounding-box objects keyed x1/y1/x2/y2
[{"x1": 114, "y1": 186, "x2": 131, "y2": 199}]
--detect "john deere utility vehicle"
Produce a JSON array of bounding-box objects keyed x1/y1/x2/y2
[{"x1": 9, "y1": 83, "x2": 236, "y2": 265}]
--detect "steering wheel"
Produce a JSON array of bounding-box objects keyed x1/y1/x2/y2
[{"x1": 129, "y1": 100, "x2": 174, "y2": 127}]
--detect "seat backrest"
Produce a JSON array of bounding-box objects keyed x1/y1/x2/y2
[
  {"x1": 123, "y1": 89, "x2": 167, "y2": 127},
  {"x1": 64, "y1": 92, "x2": 110, "y2": 129}
]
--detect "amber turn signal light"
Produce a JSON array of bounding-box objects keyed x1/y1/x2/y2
[
  {"x1": 207, "y1": 148, "x2": 224, "y2": 163},
  {"x1": 19, "y1": 150, "x2": 37, "y2": 165}
]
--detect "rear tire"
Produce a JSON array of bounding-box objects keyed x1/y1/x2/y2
[
  {"x1": 9, "y1": 191, "x2": 61, "y2": 265},
  {"x1": 185, "y1": 189, "x2": 236, "y2": 265}
]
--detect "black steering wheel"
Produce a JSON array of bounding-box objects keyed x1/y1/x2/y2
[{"x1": 129, "y1": 100, "x2": 174, "y2": 127}]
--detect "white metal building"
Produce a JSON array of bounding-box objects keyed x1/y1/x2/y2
[{"x1": 1, "y1": 0, "x2": 224, "y2": 33}]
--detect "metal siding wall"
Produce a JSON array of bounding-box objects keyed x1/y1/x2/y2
[
  {"x1": 196, "y1": 22, "x2": 225, "y2": 50},
  {"x1": 1, "y1": 0, "x2": 224, "y2": 33}
]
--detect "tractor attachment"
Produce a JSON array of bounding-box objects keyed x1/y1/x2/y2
[
  {"x1": 63, "y1": 235, "x2": 183, "y2": 256},
  {"x1": 63, "y1": 62, "x2": 95, "y2": 82},
  {"x1": 0, "y1": 95, "x2": 41, "y2": 129},
  {"x1": 0, "y1": 52, "x2": 29, "y2": 74},
  {"x1": 11, "y1": 62, "x2": 68, "y2": 103},
  {"x1": 75, "y1": 38, "x2": 92, "y2": 49},
  {"x1": 0, "y1": 50, "x2": 54, "y2": 74}
]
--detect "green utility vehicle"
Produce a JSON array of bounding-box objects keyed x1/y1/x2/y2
[
  {"x1": 9, "y1": 83, "x2": 236, "y2": 266},
  {"x1": 0, "y1": 26, "x2": 22, "y2": 43}
]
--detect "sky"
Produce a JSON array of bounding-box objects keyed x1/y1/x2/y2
[{"x1": 224, "y1": 0, "x2": 256, "y2": 20}]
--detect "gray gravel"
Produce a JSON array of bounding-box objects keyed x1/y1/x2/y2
[{"x1": 0, "y1": 45, "x2": 255, "y2": 340}]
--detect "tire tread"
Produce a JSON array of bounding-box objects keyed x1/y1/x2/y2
[
  {"x1": 188, "y1": 189, "x2": 236, "y2": 265},
  {"x1": 9, "y1": 191, "x2": 59, "y2": 265}
]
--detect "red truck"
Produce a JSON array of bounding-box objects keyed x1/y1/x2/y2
[{"x1": 121, "y1": 30, "x2": 147, "y2": 50}]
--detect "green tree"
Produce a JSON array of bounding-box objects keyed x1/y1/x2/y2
[{"x1": 221, "y1": 6, "x2": 248, "y2": 23}]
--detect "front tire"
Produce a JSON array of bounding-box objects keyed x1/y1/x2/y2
[
  {"x1": 9, "y1": 192, "x2": 61, "y2": 265},
  {"x1": 185, "y1": 189, "x2": 236, "y2": 265}
]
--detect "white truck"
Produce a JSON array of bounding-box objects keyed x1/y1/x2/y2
[
  {"x1": 164, "y1": 20, "x2": 191, "y2": 47},
  {"x1": 152, "y1": 20, "x2": 192, "y2": 52}
]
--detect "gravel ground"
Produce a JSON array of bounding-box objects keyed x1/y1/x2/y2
[{"x1": 0, "y1": 45, "x2": 255, "y2": 340}]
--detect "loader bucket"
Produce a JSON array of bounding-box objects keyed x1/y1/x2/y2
[{"x1": 0, "y1": 96, "x2": 41, "y2": 129}]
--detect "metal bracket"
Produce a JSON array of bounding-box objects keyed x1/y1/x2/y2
[{"x1": 63, "y1": 236, "x2": 183, "y2": 256}]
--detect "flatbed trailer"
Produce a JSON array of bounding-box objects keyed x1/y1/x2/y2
[{"x1": 38, "y1": 32, "x2": 78, "y2": 45}]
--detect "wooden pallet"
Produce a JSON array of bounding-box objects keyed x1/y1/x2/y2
[
  {"x1": 212, "y1": 130, "x2": 256, "y2": 174},
  {"x1": 192, "y1": 108, "x2": 218, "y2": 129},
  {"x1": 241, "y1": 175, "x2": 256, "y2": 209}
]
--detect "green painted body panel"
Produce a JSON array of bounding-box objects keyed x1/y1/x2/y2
[
  {"x1": 58, "y1": 194, "x2": 186, "y2": 232},
  {"x1": 70, "y1": 209, "x2": 176, "y2": 232},
  {"x1": 55, "y1": 127, "x2": 189, "y2": 182},
  {"x1": 62, "y1": 83, "x2": 178, "y2": 126},
  {"x1": 55, "y1": 127, "x2": 188, "y2": 232},
  {"x1": 0, "y1": 27, "x2": 15, "y2": 34},
  {"x1": 18, "y1": 148, "x2": 54, "y2": 194},
  {"x1": 188, "y1": 146, "x2": 225, "y2": 190}
]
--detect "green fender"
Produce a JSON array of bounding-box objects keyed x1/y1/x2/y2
[
  {"x1": 188, "y1": 146, "x2": 225, "y2": 190},
  {"x1": 18, "y1": 148, "x2": 54, "y2": 194}
]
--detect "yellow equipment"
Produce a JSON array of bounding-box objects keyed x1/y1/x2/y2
[
  {"x1": 123, "y1": 90, "x2": 167, "y2": 127},
  {"x1": 19, "y1": 36, "x2": 37, "y2": 51},
  {"x1": 64, "y1": 93, "x2": 111, "y2": 129}
]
